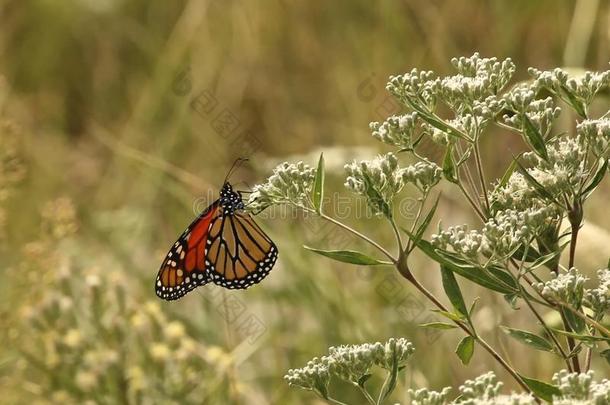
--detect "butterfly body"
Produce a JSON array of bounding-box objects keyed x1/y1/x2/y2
[{"x1": 156, "y1": 182, "x2": 278, "y2": 301}]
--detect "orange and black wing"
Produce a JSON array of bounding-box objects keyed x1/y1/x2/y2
[
  {"x1": 156, "y1": 201, "x2": 221, "y2": 300},
  {"x1": 205, "y1": 211, "x2": 278, "y2": 289}
]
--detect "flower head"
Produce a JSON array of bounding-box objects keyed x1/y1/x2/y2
[
  {"x1": 284, "y1": 338, "x2": 414, "y2": 393},
  {"x1": 584, "y1": 269, "x2": 610, "y2": 315},
  {"x1": 536, "y1": 267, "x2": 588, "y2": 308},
  {"x1": 370, "y1": 112, "x2": 419, "y2": 150},
  {"x1": 247, "y1": 161, "x2": 316, "y2": 212},
  {"x1": 552, "y1": 370, "x2": 610, "y2": 404},
  {"x1": 344, "y1": 153, "x2": 405, "y2": 217}
]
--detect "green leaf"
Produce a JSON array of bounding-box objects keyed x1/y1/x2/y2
[
  {"x1": 519, "y1": 374, "x2": 561, "y2": 402},
  {"x1": 361, "y1": 172, "x2": 392, "y2": 218},
  {"x1": 303, "y1": 246, "x2": 392, "y2": 266},
  {"x1": 498, "y1": 156, "x2": 521, "y2": 188},
  {"x1": 512, "y1": 244, "x2": 542, "y2": 263},
  {"x1": 442, "y1": 145, "x2": 458, "y2": 183},
  {"x1": 559, "y1": 84, "x2": 587, "y2": 118},
  {"x1": 522, "y1": 115, "x2": 548, "y2": 160},
  {"x1": 380, "y1": 343, "x2": 399, "y2": 401},
  {"x1": 441, "y1": 266, "x2": 468, "y2": 318},
  {"x1": 419, "y1": 322, "x2": 458, "y2": 330},
  {"x1": 501, "y1": 326, "x2": 555, "y2": 352},
  {"x1": 455, "y1": 336, "x2": 475, "y2": 365},
  {"x1": 431, "y1": 309, "x2": 465, "y2": 322},
  {"x1": 551, "y1": 328, "x2": 610, "y2": 343},
  {"x1": 313, "y1": 376, "x2": 329, "y2": 399},
  {"x1": 561, "y1": 307, "x2": 586, "y2": 334},
  {"x1": 524, "y1": 250, "x2": 562, "y2": 273},
  {"x1": 600, "y1": 349, "x2": 610, "y2": 366},
  {"x1": 582, "y1": 157, "x2": 608, "y2": 198},
  {"x1": 312, "y1": 153, "x2": 325, "y2": 213},
  {"x1": 411, "y1": 238, "x2": 517, "y2": 294},
  {"x1": 504, "y1": 293, "x2": 520, "y2": 310},
  {"x1": 357, "y1": 373, "x2": 372, "y2": 388},
  {"x1": 487, "y1": 265, "x2": 520, "y2": 291},
  {"x1": 404, "y1": 194, "x2": 441, "y2": 253}
]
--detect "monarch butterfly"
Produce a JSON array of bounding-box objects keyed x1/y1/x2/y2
[{"x1": 155, "y1": 174, "x2": 278, "y2": 301}]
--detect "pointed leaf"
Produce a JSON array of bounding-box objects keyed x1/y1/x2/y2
[
  {"x1": 551, "y1": 328, "x2": 610, "y2": 343},
  {"x1": 431, "y1": 309, "x2": 465, "y2": 322},
  {"x1": 522, "y1": 115, "x2": 548, "y2": 160},
  {"x1": 405, "y1": 194, "x2": 441, "y2": 253},
  {"x1": 501, "y1": 326, "x2": 554, "y2": 352},
  {"x1": 441, "y1": 265, "x2": 468, "y2": 318},
  {"x1": 561, "y1": 307, "x2": 586, "y2": 334},
  {"x1": 312, "y1": 153, "x2": 325, "y2": 213},
  {"x1": 560, "y1": 84, "x2": 587, "y2": 118},
  {"x1": 380, "y1": 343, "x2": 399, "y2": 400},
  {"x1": 303, "y1": 246, "x2": 392, "y2": 266},
  {"x1": 442, "y1": 145, "x2": 458, "y2": 183},
  {"x1": 357, "y1": 373, "x2": 373, "y2": 388},
  {"x1": 411, "y1": 238, "x2": 517, "y2": 294},
  {"x1": 504, "y1": 293, "x2": 520, "y2": 310},
  {"x1": 512, "y1": 244, "x2": 542, "y2": 263},
  {"x1": 582, "y1": 157, "x2": 608, "y2": 197},
  {"x1": 524, "y1": 250, "x2": 562, "y2": 273},
  {"x1": 419, "y1": 322, "x2": 458, "y2": 330},
  {"x1": 455, "y1": 336, "x2": 475, "y2": 365},
  {"x1": 519, "y1": 374, "x2": 561, "y2": 402}
]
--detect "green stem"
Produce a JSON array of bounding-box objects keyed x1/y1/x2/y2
[
  {"x1": 327, "y1": 397, "x2": 350, "y2": 405},
  {"x1": 389, "y1": 217, "x2": 404, "y2": 253},
  {"x1": 457, "y1": 182, "x2": 486, "y2": 221},
  {"x1": 474, "y1": 141, "x2": 491, "y2": 213},
  {"x1": 559, "y1": 303, "x2": 610, "y2": 338},
  {"x1": 519, "y1": 285, "x2": 573, "y2": 372},
  {"x1": 396, "y1": 258, "x2": 534, "y2": 397},
  {"x1": 316, "y1": 211, "x2": 396, "y2": 263},
  {"x1": 353, "y1": 383, "x2": 376, "y2": 405}
]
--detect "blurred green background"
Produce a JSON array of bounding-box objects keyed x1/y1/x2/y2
[{"x1": 1, "y1": 0, "x2": 609, "y2": 403}]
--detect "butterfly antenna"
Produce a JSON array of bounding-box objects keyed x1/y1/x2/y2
[{"x1": 224, "y1": 157, "x2": 249, "y2": 184}]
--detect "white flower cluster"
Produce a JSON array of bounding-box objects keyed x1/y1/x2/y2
[
  {"x1": 502, "y1": 86, "x2": 561, "y2": 138},
  {"x1": 435, "y1": 54, "x2": 515, "y2": 109},
  {"x1": 284, "y1": 338, "x2": 414, "y2": 391},
  {"x1": 409, "y1": 386, "x2": 452, "y2": 405},
  {"x1": 490, "y1": 172, "x2": 538, "y2": 212},
  {"x1": 552, "y1": 370, "x2": 610, "y2": 405},
  {"x1": 536, "y1": 267, "x2": 587, "y2": 307},
  {"x1": 387, "y1": 68, "x2": 437, "y2": 108},
  {"x1": 584, "y1": 268, "x2": 610, "y2": 315},
  {"x1": 577, "y1": 118, "x2": 610, "y2": 158},
  {"x1": 432, "y1": 207, "x2": 556, "y2": 264},
  {"x1": 410, "y1": 372, "x2": 534, "y2": 405},
  {"x1": 524, "y1": 135, "x2": 588, "y2": 198},
  {"x1": 402, "y1": 159, "x2": 443, "y2": 193},
  {"x1": 370, "y1": 112, "x2": 419, "y2": 150},
  {"x1": 458, "y1": 371, "x2": 503, "y2": 402},
  {"x1": 344, "y1": 153, "x2": 405, "y2": 216},
  {"x1": 529, "y1": 68, "x2": 610, "y2": 107},
  {"x1": 247, "y1": 161, "x2": 316, "y2": 212}
]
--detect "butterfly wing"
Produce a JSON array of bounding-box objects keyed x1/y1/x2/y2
[
  {"x1": 155, "y1": 201, "x2": 221, "y2": 300},
  {"x1": 205, "y1": 211, "x2": 278, "y2": 289}
]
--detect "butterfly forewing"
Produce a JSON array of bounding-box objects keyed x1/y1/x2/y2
[{"x1": 155, "y1": 201, "x2": 220, "y2": 300}]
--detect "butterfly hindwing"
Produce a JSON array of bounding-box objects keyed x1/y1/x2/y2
[
  {"x1": 155, "y1": 201, "x2": 220, "y2": 300},
  {"x1": 205, "y1": 211, "x2": 278, "y2": 289}
]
